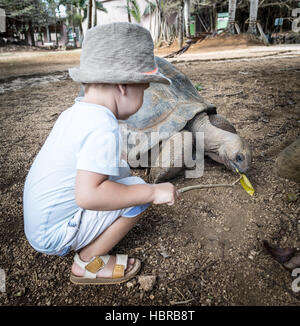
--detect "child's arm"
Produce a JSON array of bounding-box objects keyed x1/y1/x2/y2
[{"x1": 75, "y1": 169, "x2": 178, "y2": 211}]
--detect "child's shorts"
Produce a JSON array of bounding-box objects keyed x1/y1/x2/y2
[{"x1": 54, "y1": 174, "x2": 150, "y2": 256}]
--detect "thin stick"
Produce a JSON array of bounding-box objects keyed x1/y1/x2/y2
[
  {"x1": 174, "y1": 286, "x2": 186, "y2": 300},
  {"x1": 178, "y1": 177, "x2": 241, "y2": 193},
  {"x1": 170, "y1": 298, "x2": 195, "y2": 305}
]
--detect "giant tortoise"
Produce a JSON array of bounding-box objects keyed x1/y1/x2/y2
[
  {"x1": 119, "y1": 57, "x2": 252, "y2": 182},
  {"x1": 274, "y1": 137, "x2": 300, "y2": 183},
  {"x1": 79, "y1": 56, "x2": 252, "y2": 183}
]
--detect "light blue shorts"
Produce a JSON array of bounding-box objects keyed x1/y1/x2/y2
[{"x1": 54, "y1": 171, "x2": 150, "y2": 256}]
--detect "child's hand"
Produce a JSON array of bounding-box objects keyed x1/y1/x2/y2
[{"x1": 152, "y1": 182, "x2": 181, "y2": 206}]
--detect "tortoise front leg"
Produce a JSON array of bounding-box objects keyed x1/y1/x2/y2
[{"x1": 149, "y1": 131, "x2": 193, "y2": 183}]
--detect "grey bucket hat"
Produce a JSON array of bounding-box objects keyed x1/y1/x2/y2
[{"x1": 69, "y1": 22, "x2": 170, "y2": 85}]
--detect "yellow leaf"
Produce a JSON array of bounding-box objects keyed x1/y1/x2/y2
[{"x1": 235, "y1": 169, "x2": 255, "y2": 196}]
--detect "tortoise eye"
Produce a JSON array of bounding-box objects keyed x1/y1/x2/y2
[{"x1": 236, "y1": 153, "x2": 244, "y2": 162}]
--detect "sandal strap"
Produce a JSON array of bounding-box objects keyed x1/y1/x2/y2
[
  {"x1": 74, "y1": 253, "x2": 110, "y2": 279},
  {"x1": 112, "y1": 254, "x2": 128, "y2": 279}
]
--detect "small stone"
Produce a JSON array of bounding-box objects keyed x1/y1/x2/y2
[
  {"x1": 138, "y1": 275, "x2": 157, "y2": 292},
  {"x1": 159, "y1": 246, "x2": 170, "y2": 258},
  {"x1": 149, "y1": 294, "x2": 155, "y2": 300},
  {"x1": 126, "y1": 281, "x2": 134, "y2": 289},
  {"x1": 224, "y1": 227, "x2": 231, "y2": 232}
]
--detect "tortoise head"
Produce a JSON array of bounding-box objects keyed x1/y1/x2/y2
[{"x1": 207, "y1": 133, "x2": 252, "y2": 173}]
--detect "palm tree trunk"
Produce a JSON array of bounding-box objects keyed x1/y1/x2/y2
[
  {"x1": 28, "y1": 20, "x2": 35, "y2": 46},
  {"x1": 93, "y1": 0, "x2": 97, "y2": 27},
  {"x1": 126, "y1": 0, "x2": 131, "y2": 22},
  {"x1": 154, "y1": 6, "x2": 161, "y2": 44},
  {"x1": 211, "y1": 3, "x2": 217, "y2": 33},
  {"x1": 76, "y1": 6, "x2": 84, "y2": 45},
  {"x1": 178, "y1": 3, "x2": 184, "y2": 48},
  {"x1": 183, "y1": 0, "x2": 190, "y2": 38},
  {"x1": 248, "y1": 0, "x2": 258, "y2": 35},
  {"x1": 228, "y1": 0, "x2": 237, "y2": 34},
  {"x1": 149, "y1": 1, "x2": 152, "y2": 34},
  {"x1": 87, "y1": 0, "x2": 93, "y2": 29}
]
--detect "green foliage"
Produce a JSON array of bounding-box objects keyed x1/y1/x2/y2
[
  {"x1": 95, "y1": 1, "x2": 107, "y2": 13},
  {"x1": 127, "y1": 0, "x2": 141, "y2": 23},
  {"x1": 194, "y1": 82, "x2": 202, "y2": 91},
  {"x1": 0, "y1": 0, "x2": 53, "y2": 25}
]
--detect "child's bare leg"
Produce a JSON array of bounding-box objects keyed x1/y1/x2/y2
[{"x1": 72, "y1": 213, "x2": 142, "y2": 278}]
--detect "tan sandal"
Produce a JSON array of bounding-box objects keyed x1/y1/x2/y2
[{"x1": 70, "y1": 253, "x2": 141, "y2": 285}]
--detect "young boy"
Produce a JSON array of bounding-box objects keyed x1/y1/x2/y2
[{"x1": 23, "y1": 22, "x2": 179, "y2": 285}]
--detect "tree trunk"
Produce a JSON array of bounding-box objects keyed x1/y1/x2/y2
[
  {"x1": 76, "y1": 6, "x2": 84, "y2": 46},
  {"x1": 154, "y1": 6, "x2": 161, "y2": 44},
  {"x1": 55, "y1": 5, "x2": 60, "y2": 47},
  {"x1": 54, "y1": 19, "x2": 58, "y2": 47},
  {"x1": 47, "y1": 26, "x2": 51, "y2": 42},
  {"x1": 93, "y1": 0, "x2": 97, "y2": 27},
  {"x1": 149, "y1": 1, "x2": 152, "y2": 34},
  {"x1": 212, "y1": 3, "x2": 217, "y2": 33},
  {"x1": 228, "y1": 0, "x2": 237, "y2": 34},
  {"x1": 178, "y1": 4, "x2": 184, "y2": 48},
  {"x1": 126, "y1": 0, "x2": 131, "y2": 23},
  {"x1": 183, "y1": 0, "x2": 190, "y2": 38},
  {"x1": 248, "y1": 0, "x2": 258, "y2": 35},
  {"x1": 28, "y1": 21, "x2": 35, "y2": 46},
  {"x1": 23, "y1": 25, "x2": 29, "y2": 45},
  {"x1": 87, "y1": 0, "x2": 93, "y2": 29},
  {"x1": 38, "y1": 26, "x2": 44, "y2": 46}
]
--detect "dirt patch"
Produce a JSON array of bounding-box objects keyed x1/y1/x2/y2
[
  {"x1": 0, "y1": 51, "x2": 300, "y2": 306},
  {"x1": 154, "y1": 39, "x2": 181, "y2": 56},
  {"x1": 154, "y1": 33, "x2": 265, "y2": 57},
  {"x1": 0, "y1": 49, "x2": 80, "y2": 80},
  {"x1": 0, "y1": 45, "x2": 51, "y2": 53},
  {"x1": 190, "y1": 33, "x2": 264, "y2": 52}
]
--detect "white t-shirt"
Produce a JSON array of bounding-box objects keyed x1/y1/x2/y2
[{"x1": 23, "y1": 97, "x2": 121, "y2": 252}]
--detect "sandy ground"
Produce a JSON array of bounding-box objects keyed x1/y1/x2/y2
[{"x1": 0, "y1": 41, "x2": 300, "y2": 306}]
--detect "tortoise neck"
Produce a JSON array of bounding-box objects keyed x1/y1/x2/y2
[{"x1": 187, "y1": 114, "x2": 236, "y2": 154}]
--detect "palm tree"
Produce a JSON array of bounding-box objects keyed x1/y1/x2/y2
[
  {"x1": 91, "y1": 0, "x2": 107, "y2": 27},
  {"x1": 248, "y1": 0, "x2": 258, "y2": 34},
  {"x1": 126, "y1": 0, "x2": 141, "y2": 23},
  {"x1": 143, "y1": 0, "x2": 156, "y2": 33},
  {"x1": 143, "y1": 0, "x2": 188, "y2": 45}
]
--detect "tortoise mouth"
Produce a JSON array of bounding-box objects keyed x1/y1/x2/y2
[{"x1": 229, "y1": 161, "x2": 248, "y2": 174}]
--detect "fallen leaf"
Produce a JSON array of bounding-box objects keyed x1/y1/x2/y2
[{"x1": 287, "y1": 193, "x2": 298, "y2": 202}]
